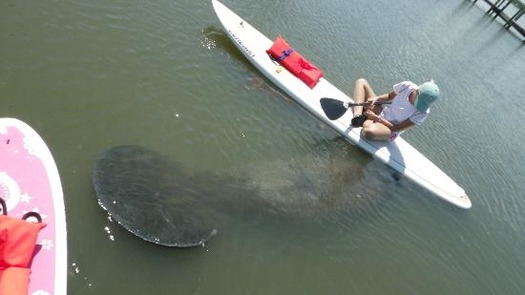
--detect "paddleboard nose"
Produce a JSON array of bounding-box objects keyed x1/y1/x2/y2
[{"x1": 458, "y1": 194, "x2": 472, "y2": 209}]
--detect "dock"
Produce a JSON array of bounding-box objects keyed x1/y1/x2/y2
[{"x1": 472, "y1": 0, "x2": 525, "y2": 38}]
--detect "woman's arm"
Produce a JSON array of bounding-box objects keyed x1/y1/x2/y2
[
  {"x1": 364, "y1": 91, "x2": 396, "y2": 115},
  {"x1": 369, "y1": 91, "x2": 395, "y2": 104}
]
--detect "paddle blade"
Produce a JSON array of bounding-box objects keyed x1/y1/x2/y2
[{"x1": 320, "y1": 98, "x2": 350, "y2": 120}]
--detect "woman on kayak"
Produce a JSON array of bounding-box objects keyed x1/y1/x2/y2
[{"x1": 350, "y1": 78, "x2": 439, "y2": 141}]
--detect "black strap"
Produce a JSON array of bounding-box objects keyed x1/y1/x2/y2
[
  {"x1": 22, "y1": 212, "x2": 43, "y2": 223},
  {"x1": 0, "y1": 198, "x2": 42, "y2": 222},
  {"x1": 0, "y1": 198, "x2": 6, "y2": 215}
]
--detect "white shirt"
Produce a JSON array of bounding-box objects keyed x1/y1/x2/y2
[{"x1": 381, "y1": 81, "x2": 429, "y2": 126}]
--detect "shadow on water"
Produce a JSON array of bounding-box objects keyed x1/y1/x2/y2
[{"x1": 93, "y1": 144, "x2": 398, "y2": 248}]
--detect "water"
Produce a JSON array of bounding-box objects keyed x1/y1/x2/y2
[{"x1": 1, "y1": 0, "x2": 525, "y2": 294}]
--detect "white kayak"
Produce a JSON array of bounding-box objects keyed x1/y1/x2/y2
[{"x1": 211, "y1": 0, "x2": 471, "y2": 209}]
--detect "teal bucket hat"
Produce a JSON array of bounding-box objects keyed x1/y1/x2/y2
[{"x1": 415, "y1": 81, "x2": 439, "y2": 112}]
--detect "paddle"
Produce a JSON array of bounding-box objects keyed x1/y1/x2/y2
[{"x1": 320, "y1": 97, "x2": 391, "y2": 120}]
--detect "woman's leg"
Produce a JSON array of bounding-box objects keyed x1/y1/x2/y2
[
  {"x1": 361, "y1": 120, "x2": 392, "y2": 141},
  {"x1": 353, "y1": 78, "x2": 377, "y2": 116}
]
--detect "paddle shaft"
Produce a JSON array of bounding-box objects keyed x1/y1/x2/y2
[
  {"x1": 346, "y1": 101, "x2": 391, "y2": 108},
  {"x1": 320, "y1": 97, "x2": 392, "y2": 120}
]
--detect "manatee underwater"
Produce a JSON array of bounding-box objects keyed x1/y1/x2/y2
[{"x1": 93, "y1": 144, "x2": 398, "y2": 247}]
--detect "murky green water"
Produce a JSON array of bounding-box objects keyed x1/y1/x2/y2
[{"x1": 1, "y1": 0, "x2": 525, "y2": 294}]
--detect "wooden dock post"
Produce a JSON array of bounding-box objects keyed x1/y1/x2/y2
[
  {"x1": 503, "y1": 1, "x2": 525, "y2": 29},
  {"x1": 471, "y1": 0, "x2": 525, "y2": 38}
]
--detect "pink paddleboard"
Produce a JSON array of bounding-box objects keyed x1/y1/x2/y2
[{"x1": 0, "y1": 118, "x2": 67, "y2": 295}]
